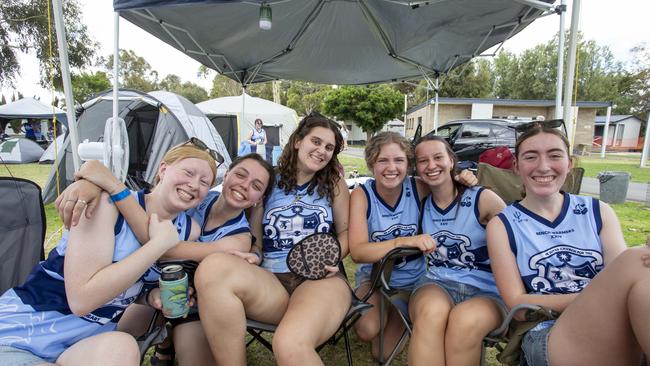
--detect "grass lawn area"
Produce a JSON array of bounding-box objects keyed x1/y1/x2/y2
[
  {"x1": 2, "y1": 160, "x2": 647, "y2": 366},
  {"x1": 575, "y1": 156, "x2": 650, "y2": 183}
]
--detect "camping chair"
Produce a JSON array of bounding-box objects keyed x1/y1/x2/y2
[
  {"x1": 363, "y1": 247, "x2": 423, "y2": 366},
  {"x1": 245, "y1": 263, "x2": 373, "y2": 366},
  {"x1": 0, "y1": 177, "x2": 46, "y2": 294},
  {"x1": 476, "y1": 162, "x2": 585, "y2": 204}
]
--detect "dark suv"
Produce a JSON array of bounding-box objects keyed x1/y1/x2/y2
[{"x1": 424, "y1": 119, "x2": 519, "y2": 162}]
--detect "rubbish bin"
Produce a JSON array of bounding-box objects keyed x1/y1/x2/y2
[{"x1": 597, "y1": 171, "x2": 630, "y2": 204}]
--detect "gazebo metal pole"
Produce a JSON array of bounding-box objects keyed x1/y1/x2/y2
[
  {"x1": 640, "y1": 103, "x2": 650, "y2": 168},
  {"x1": 113, "y1": 12, "x2": 120, "y2": 142},
  {"x1": 600, "y1": 105, "x2": 611, "y2": 158},
  {"x1": 555, "y1": 0, "x2": 566, "y2": 120},
  {"x1": 562, "y1": 0, "x2": 581, "y2": 152},
  {"x1": 52, "y1": 0, "x2": 81, "y2": 171}
]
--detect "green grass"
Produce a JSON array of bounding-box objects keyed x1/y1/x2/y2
[
  {"x1": 2, "y1": 160, "x2": 647, "y2": 366},
  {"x1": 575, "y1": 156, "x2": 650, "y2": 183}
]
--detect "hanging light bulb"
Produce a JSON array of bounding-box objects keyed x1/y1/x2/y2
[{"x1": 259, "y1": 3, "x2": 272, "y2": 30}]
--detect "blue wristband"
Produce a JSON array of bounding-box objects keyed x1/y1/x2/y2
[{"x1": 110, "y1": 188, "x2": 130, "y2": 203}]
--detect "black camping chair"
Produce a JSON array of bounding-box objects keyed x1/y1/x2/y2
[
  {"x1": 0, "y1": 177, "x2": 46, "y2": 294},
  {"x1": 362, "y1": 247, "x2": 422, "y2": 365},
  {"x1": 245, "y1": 263, "x2": 373, "y2": 366}
]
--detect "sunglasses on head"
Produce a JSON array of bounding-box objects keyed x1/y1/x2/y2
[
  {"x1": 514, "y1": 119, "x2": 567, "y2": 136},
  {"x1": 183, "y1": 137, "x2": 225, "y2": 167}
]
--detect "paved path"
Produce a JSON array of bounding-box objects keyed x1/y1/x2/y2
[{"x1": 341, "y1": 147, "x2": 648, "y2": 203}]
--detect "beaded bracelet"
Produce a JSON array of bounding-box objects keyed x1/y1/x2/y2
[{"x1": 110, "y1": 187, "x2": 130, "y2": 203}]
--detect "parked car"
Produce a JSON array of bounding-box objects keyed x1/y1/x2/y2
[{"x1": 424, "y1": 119, "x2": 520, "y2": 162}]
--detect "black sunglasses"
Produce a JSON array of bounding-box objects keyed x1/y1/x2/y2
[
  {"x1": 514, "y1": 119, "x2": 567, "y2": 136},
  {"x1": 183, "y1": 137, "x2": 225, "y2": 167}
]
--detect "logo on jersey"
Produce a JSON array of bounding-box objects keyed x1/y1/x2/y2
[
  {"x1": 264, "y1": 201, "x2": 331, "y2": 250},
  {"x1": 428, "y1": 231, "x2": 475, "y2": 269},
  {"x1": 572, "y1": 203, "x2": 588, "y2": 215},
  {"x1": 371, "y1": 224, "x2": 418, "y2": 269},
  {"x1": 527, "y1": 245, "x2": 603, "y2": 293},
  {"x1": 513, "y1": 211, "x2": 527, "y2": 223},
  {"x1": 460, "y1": 196, "x2": 472, "y2": 207}
]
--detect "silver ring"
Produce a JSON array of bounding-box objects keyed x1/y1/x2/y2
[
  {"x1": 78, "y1": 199, "x2": 88, "y2": 205},
  {"x1": 66, "y1": 199, "x2": 77, "y2": 203}
]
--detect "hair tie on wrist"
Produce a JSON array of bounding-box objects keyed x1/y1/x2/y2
[{"x1": 110, "y1": 188, "x2": 130, "y2": 203}]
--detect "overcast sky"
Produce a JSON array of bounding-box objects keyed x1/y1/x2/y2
[{"x1": 3, "y1": 0, "x2": 649, "y2": 103}]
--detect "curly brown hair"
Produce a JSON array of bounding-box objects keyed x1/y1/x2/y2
[{"x1": 276, "y1": 112, "x2": 343, "y2": 202}]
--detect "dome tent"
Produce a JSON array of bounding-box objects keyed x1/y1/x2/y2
[
  {"x1": 42, "y1": 89, "x2": 231, "y2": 203},
  {"x1": 197, "y1": 93, "x2": 298, "y2": 159},
  {"x1": 0, "y1": 137, "x2": 45, "y2": 164},
  {"x1": 39, "y1": 135, "x2": 65, "y2": 164}
]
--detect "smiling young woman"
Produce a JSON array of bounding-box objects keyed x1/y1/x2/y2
[{"x1": 487, "y1": 125, "x2": 650, "y2": 366}]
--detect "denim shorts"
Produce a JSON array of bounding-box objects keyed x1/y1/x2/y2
[
  {"x1": 521, "y1": 320, "x2": 553, "y2": 366},
  {"x1": 0, "y1": 346, "x2": 48, "y2": 366},
  {"x1": 412, "y1": 276, "x2": 507, "y2": 315}
]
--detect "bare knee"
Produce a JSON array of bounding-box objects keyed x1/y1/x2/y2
[
  {"x1": 355, "y1": 313, "x2": 380, "y2": 342},
  {"x1": 99, "y1": 332, "x2": 140, "y2": 365},
  {"x1": 273, "y1": 326, "x2": 312, "y2": 363},
  {"x1": 195, "y1": 253, "x2": 241, "y2": 291},
  {"x1": 411, "y1": 292, "x2": 451, "y2": 331}
]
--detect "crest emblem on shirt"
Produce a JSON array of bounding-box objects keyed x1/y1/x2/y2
[
  {"x1": 527, "y1": 245, "x2": 603, "y2": 293},
  {"x1": 428, "y1": 230, "x2": 475, "y2": 269},
  {"x1": 264, "y1": 201, "x2": 330, "y2": 250}
]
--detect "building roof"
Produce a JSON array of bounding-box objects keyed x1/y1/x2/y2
[
  {"x1": 594, "y1": 115, "x2": 641, "y2": 125},
  {"x1": 407, "y1": 97, "x2": 612, "y2": 114}
]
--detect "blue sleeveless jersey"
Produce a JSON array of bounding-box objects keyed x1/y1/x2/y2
[
  {"x1": 355, "y1": 177, "x2": 425, "y2": 288},
  {"x1": 498, "y1": 193, "x2": 603, "y2": 295},
  {"x1": 0, "y1": 191, "x2": 192, "y2": 361},
  {"x1": 422, "y1": 186, "x2": 499, "y2": 295},
  {"x1": 187, "y1": 191, "x2": 250, "y2": 243},
  {"x1": 261, "y1": 180, "x2": 333, "y2": 273}
]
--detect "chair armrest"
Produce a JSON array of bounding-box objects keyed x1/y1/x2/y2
[
  {"x1": 363, "y1": 247, "x2": 422, "y2": 302},
  {"x1": 488, "y1": 303, "x2": 542, "y2": 339}
]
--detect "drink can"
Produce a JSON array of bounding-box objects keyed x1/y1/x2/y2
[{"x1": 159, "y1": 264, "x2": 189, "y2": 319}]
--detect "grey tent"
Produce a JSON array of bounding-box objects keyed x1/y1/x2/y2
[
  {"x1": 0, "y1": 97, "x2": 68, "y2": 127},
  {"x1": 39, "y1": 134, "x2": 66, "y2": 164},
  {"x1": 0, "y1": 137, "x2": 45, "y2": 164},
  {"x1": 112, "y1": 0, "x2": 556, "y2": 85},
  {"x1": 42, "y1": 89, "x2": 231, "y2": 203}
]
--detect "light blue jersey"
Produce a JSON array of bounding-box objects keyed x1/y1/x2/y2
[
  {"x1": 251, "y1": 128, "x2": 266, "y2": 144},
  {"x1": 0, "y1": 191, "x2": 192, "y2": 362},
  {"x1": 261, "y1": 180, "x2": 333, "y2": 273},
  {"x1": 187, "y1": 191, "x2": 250, "y2": 243},
  {"x1": 355, "y1": 177, "x2": 425, "y2": 288},
  {"x1": 498, "y1": 193, "x2": 603, "y2": 295},
  {"x1": 422, "y1": 186, "x2": 499, "y2": 296}
]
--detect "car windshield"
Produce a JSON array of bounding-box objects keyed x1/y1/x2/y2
[{"x1": 436, "y1": 125, "x2": 461, "y2": 140}]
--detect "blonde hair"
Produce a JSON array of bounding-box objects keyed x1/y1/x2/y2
[
  {"x1": 154, "y1": 144, "x2": 218, "y2": 186},
  {"x1": 365, "y1": 131, "x2": 413, "y2": 172}
]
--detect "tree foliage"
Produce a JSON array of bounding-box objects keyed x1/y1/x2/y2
[
  {"x1": 322, "y1": 85, "x2": 402, "y2": 140},
  {"x1": 71, "y1": 71, "x2": 110, "y2": 103},
  {"x1": 286, "y1": 81, "x2": 331, "y2": 115},
  {"x1": 102, "y1": 49, "x2": 158, "y2": 92},
  {"x1": 209, "y1": 74, "x2": 241, "y2": 98},
  {"x1": 0, "y1": 0, "x2": 97, "y2": 87},
  {"x1": 159, "y1": 74, "x2": 209, "y2": 103}
]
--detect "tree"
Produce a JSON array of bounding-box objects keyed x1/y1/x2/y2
[
  {"x1": 103, "y1": 50, "x2": 158, "y2": 92},
  {"x1": 0, "y1": 94, "x2": 5, "y2": 105},
  {"x1": 158, "y1": 74, "x2": 208, "y2": 103},
  {"x1": 0, "y1": 0, "x2": 97, "y2": 87},
  {"x1": 286, "y1": 81, "x2": 331, "y2": 115},
  {"x1": 322, "y1": 85, "x2": 403, "y2": 141},
  {"x1": 209, "y1": 74, "x2": 241, "y2": 98},
  {"x1": 440, "y1": 58, "x2": 494, "y2": 98},
  {"x1": 71, "y1": 71, "x2": 111, "y2": 103}
]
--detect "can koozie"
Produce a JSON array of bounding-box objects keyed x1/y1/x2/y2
[{"x1": 159, "y1": 264, "x2": 189, "y2": 319}]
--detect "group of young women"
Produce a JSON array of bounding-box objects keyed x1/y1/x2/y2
[{"x1": 0, "y1": 112, "x2": 648, "y2": 366}]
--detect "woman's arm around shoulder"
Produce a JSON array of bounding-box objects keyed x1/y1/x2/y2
[
  {"x1": 64, "y1": 193, "x2": 180, "y2": 316},
  {"x1": 597, "y1": 200, "x2": 627, "y2": 265},
  {"x1": 161, "y1": 232, "x2": 253, "y2": 262},
  {"x1": 477, "y1": 188, "x2": 506, "y2": 226}
]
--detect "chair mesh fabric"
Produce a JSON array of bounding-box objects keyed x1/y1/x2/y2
[{"x1": 0, "y1": 177, "x2": 45, "y2": 294}]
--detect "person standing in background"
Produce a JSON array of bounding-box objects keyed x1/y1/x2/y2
[{"x1": 340, "y1": 123, "x2": 349, "y2": 150}]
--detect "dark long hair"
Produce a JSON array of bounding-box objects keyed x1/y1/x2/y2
[
  {"x1": 414, "y1": 135, "x2": 466, "y2": 199},
  {"x1": 277, "y1": 112, "x2": 343, "y2": 202}
]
